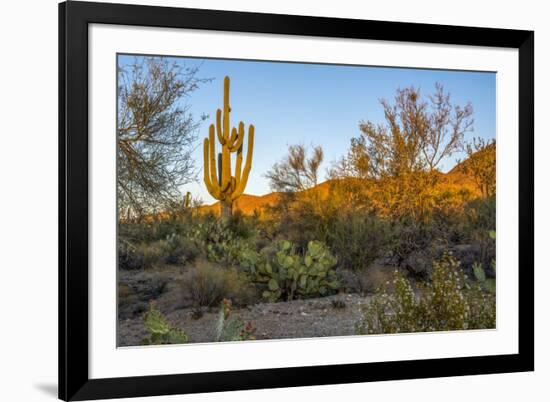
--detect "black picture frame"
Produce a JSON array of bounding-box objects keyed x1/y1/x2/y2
[{"x1": 59, "y1": 1, "x2": 534, "y2": 400}]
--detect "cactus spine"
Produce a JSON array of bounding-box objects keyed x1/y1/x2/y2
[{"x1": 203, "y1": 76, "x2": 254, "y2": 217}]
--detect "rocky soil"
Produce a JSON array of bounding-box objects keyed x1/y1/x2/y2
[
  {"x1": 118, "y1": 289, "x2": 372, "y2": 346},
  {"x1": 117, "y1": 271, "x2": 369, "y2": 346}
]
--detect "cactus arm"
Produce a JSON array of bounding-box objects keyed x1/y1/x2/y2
[
  {"x1": 215, "y1": 109, "x2": 225, "y2": 145},
  {"x1": 203, "y1": 135, "x2": 221, "y2": 199},
  {"x1": 207, "y1": 125, "x2": 222, "y2": 196},
  {"x1": 230, "y1": 127, "x2": 238, "y2": 144},
  {"x1": 217, "y1": 153, "x2": 223, "y2": 186},
  {"x1": 235, "y1": 144, "x2": 243, "y2": 184},
  {"x1": 223, "y1": 76, "x2": 231, "y2": 143},
  {"x1": 208, "y1": 125, "x2": 218, "y2": 187},
  {"x1": 231, "y1": 124, "x2": 254, "y2": 201},
  {"x1": 228, "y1": 121, "x2": 245, "y2": 152}
]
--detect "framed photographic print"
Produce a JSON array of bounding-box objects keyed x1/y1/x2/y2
[{"x1": 59, "y1": 1, "x2": 534, "y2": 400}]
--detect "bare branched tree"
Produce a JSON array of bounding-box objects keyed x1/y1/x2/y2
[
  {"x1": 333, "y1": 84, "x2": 473, "y2": 180},
  {"x1": 422, "y1": 83, "x2": 474, "y2": 170},
  {"x1": 329, "y1": 136, "x2": 371, "y2": 179},
  {"x1": 265, "y1": 144, "x2": 324, "y2": 192},
  {"x1": 329, "y1": 84, "x2": 474, "y2": 223},
  {"x1": 117, "y1": 57, "x2": 208, "y2": 219}
]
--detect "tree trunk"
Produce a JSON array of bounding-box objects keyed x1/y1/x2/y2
[{"x1": 221, "y1": 200, "x2": 233, "y2": 218}]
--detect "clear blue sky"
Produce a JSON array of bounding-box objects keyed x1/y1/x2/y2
[{"x1": 118, "y1": 55, "x2": 496, "y2": 205}]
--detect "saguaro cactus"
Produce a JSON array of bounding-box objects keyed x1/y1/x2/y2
[{"x1": 203, "y1": 76, "x2": 254, "y2": 218}]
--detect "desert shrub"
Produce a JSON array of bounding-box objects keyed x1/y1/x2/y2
[
  {"x1": 207, "y1": 237, "x2": 256, "y2": 267},
  {"x1": 118, "y1": 240, "x2": 171, "y2": 270},
  {"x1": 471, "y1": 231, "x2": 496, "y2": 274},
  {"x1": 180, "y1": 261, "x2": 257, "y2": 307},
  {"x1": 160, "y1": 233, "x2": 199, "y2": 265},
  {"x1": 118, "y1": 239, "x2": 145, "y2": 270},
  {"x1": 224, "y1": 210, "x2": 258, "y2": 239},
  {"x1": 190, "y1": 217, "x2": 257, "y2": 266},
  {"x1": 285, "y1": 203, "x2": 327, "y2": 251},
  {"x1": 118, "y1": 283, "x2": 148, "y2": 319},
  {"x1": 266, "y1": 194, "x2": 327, "y2": 251},
  {"x1": 141, "y1": 302, "x2": 188, "y2": 345},
  {"x1": 119, "y1": 233, "x2": 200, "y2": 270},
  {"x1": 251, "y1": 240, "x2": 339, "y2": 301},
  {"x1": 464, "y1": 196, "x2": 496, "y2": 234},
  {"x1": 119, "y1": 222, "x2": 155, "y2": 243},
  {"x1": 462, "y1": 197, "x2": 496, "y2": 267},
  {"x1": 119, "y1": 219, "x2": 186, "y2": 243},
  {"x1": 150, "y1": 219, "x2": 186, "y2": 240},
  {"x1": 325, "y1": 211, "x2": 391, "y2": 271},
  {"x1": 215, "y1": 299, "x2": 256, "y2": 342},
  {"x1": 338, "y1": 265, "x2": 394, "y2": 295},
  {"x1": 118, "y1": 270, "x2": 169, "y2": 319},
  {"x1": 430, "y1": 204, "x2": 469, "y2": 244},
  {"x1": 390, "y1": 222, "x2": 441, "y2": 278},
  {"x1": 356, "y1": 253, "x2": 496, "y2": 334},
  {"x1": 463, "y1": 196, "x2": 496, "y2": 246}
]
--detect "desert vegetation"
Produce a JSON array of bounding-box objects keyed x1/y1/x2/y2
[{"x1": 117, "y1": 57, "x2": 496, "y2": 346}]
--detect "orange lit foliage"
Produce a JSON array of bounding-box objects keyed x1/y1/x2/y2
[
  {"x1": 329, "y1": 84, "x2": 478, "y2": 223},
  {"x1": 460, "y1": 138, "x2": 496, "y2": 198}
]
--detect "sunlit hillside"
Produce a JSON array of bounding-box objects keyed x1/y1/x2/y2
[{"x1": 199, "y1": 159, "x2": 482, "y2": 217}]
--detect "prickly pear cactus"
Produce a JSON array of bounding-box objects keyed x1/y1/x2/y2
[
  {"x1": 215, "y1": 299, "x2": 256, "y2": 342},
  {"x1": 254, "y1": 240, "x2": 339, "y2": 301},
  {"x1": 472, "y1": 230, "x2": 496, "y2": 294},
  {"x1": 141, "y1": 303, "x2": 188, "y2": 345},
  {"x1": 144, "y1": 306, "x2": 171, "y2": 334},
  {"x1": 473, "y1": 262, "x2": 496, "y2": 294}
]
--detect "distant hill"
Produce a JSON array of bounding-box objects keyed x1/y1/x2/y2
[
  {"x1": 199, "y1": 192, "x2": 282, "y2": 216},
  {"x1": 448, "y1": 142, "x2": 496, "y2": 176},
  {"x1": 198, "y1": 158, "x2": 482, "y2": 216}
]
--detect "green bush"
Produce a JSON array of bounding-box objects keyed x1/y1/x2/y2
[
  {"x1": 141, "y1": 303, "x2": 188, "y2": 345},
  {"x1": 464, "y1": 196, "x2": 496, "y2": 235},
  {"x1": 118, "y1": 233, "x2": 200, "y2": 270},
  {"x1": 132, "y1": 241, "x2": 166, "y2": 269},
  {"x1": 266, "y1": 195, "x2": 328, "y2": 251},
  {"x1": 325, "y1": 211, "x2": 391, "y2": 271},
  {"x1": 461, "y1": 197, "x2": 496, "y2": 268},
  {"x1": 190, "y1": 217, "x2": 257, "y2": 266},
  {"x1": 224, "y1": 210, "x2": 259, "y2": 239},
  {"x1": 161, "y1": 233, "x2": 199, "y2": 265},
  {"x1": 180, "y1": 261, "x2": 257, "y2": 307},
  {"x1": 250, "y1": 240, "x2": 339, "y2": 301},
  {"x1": 356, "y1": 253, "x2": 496, "y2": 335},
  {"x1": 119, "y1": 219, "x2": 187, "y2": 243}
]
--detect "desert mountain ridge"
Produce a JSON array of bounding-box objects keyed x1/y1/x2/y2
[{"x1": 199, "y1": 159, "x2": 480, "y2": 216}]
